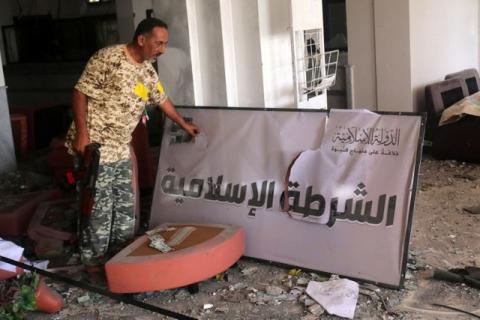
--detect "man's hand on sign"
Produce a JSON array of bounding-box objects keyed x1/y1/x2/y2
[{"x1": 183, "y1": 122, "x2": 200, "y2": 137}]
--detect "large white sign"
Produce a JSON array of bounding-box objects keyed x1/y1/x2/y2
[{"x1": 150, "y1": 108, "x2": 423, "y2": 287}]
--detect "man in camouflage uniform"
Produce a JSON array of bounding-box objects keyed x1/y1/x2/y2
[{"x1": 65, "y1": 18, "x2": 199, "y2": 271}]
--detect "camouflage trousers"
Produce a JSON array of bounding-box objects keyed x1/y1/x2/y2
[{"x1": 79, "y1": 159, "x2": 135, "y2": 267}]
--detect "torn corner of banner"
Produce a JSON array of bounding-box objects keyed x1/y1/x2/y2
[{"x1": 282, "y1": 150, "x2": 335, "y2": 226}]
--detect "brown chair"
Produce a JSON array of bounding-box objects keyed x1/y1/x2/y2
[
  {"x1": 424, "y1": 78, "x2": 467, "y2": 138},
  {"x1": 445, "y1": 68, "x2": 480, "y2": 96},
  {"x1": 424, "y1": 76, "x2": 480, "y2": 162}
]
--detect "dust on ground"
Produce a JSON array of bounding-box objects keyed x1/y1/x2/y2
[{"x1": 1, "y1": 151, "x2": 480, "y2": 320}]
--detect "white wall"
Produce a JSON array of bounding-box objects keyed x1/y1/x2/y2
[
  {"x1": 347, "y1": 0, "x2": 412, "y2": 112},
  {"x1": 0, "y1": 53, "x2": 4, "y2": 87},
  {"x1": 410, "y1": 0, "x2": 479, "y2": 111},
  {"x1": 226, "y1": 0, "x2": 264, "y2": 107},
  {"x1": 231, "y1": 0, "x2": 264, "y2": 107},
  {"x1": 346, "y1": 0, "x2": 376, "y2": 110},
  {"x1": 348, "y1": 0, "x2": 480, "y2": 113},
  {"x1": 153, "y1": 0, "x2": 194, "y2": 106},
  {"x1": 258, "y1": 0, "x2": 295, "y2": 108},
  {"x1": 187, "y1": 0, "x2": 227, "y2": 106},
  {"x1": 374, "y1": 0, "x2": 412, "y2": 112}
]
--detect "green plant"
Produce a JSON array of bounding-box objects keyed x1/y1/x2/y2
[{"x1": 0, "y1": 273, "x2": 39, "y2": 320}]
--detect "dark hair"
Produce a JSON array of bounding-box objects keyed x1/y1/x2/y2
[{"x1": 133, "y1": 18, "x2": 168, "y2": 41}]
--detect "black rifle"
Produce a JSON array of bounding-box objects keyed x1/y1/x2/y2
[{"x1": 74, "y1": 142, "x2": 101, "y2": 233}]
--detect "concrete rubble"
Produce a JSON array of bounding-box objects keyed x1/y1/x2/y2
[{"x1": 0, "y1": 152, "x2": 479, "y2": 319}]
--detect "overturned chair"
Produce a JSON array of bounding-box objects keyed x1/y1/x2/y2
[{"x1": 424, "y1": 69, "x2": 480, "y2": 163}]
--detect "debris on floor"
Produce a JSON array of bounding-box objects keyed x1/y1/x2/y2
[
  {"x1": 1, "y1": 152, "x2": 480, "y2": 319},
  {"x1": 305, "y1": 276, "x2": 359, "y2": 319}
]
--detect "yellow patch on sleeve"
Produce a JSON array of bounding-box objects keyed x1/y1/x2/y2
[
  {"x1": 134, "y1": 82, "x2": 149, "y2": 101},
  {"x1": 156, "y1": 81, "x2": 165, "y2": 95}
]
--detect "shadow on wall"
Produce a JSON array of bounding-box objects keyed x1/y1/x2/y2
[
  {"x1": 157, "y1": 48, "x2": 194, "y2": 106},
  {"x1": 153, "y1": 0, "x2": 194, "y2": 106}
]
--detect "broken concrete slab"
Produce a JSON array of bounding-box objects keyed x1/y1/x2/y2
[
  {"x1": 0, "y1": 189, "x2": 61, "y2": 236},
  {"x1": 28, "y1": 198, "x2": 77, "y2": 242}
]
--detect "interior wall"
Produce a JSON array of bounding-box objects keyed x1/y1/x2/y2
[
  {"x1": 346, "y1": 0, "x2": 377, "y2": 110},
  {"x1": 229, "y1": 0, "x2": 264, "y2": 107},
  {"x1": 132, "y1": 0, "x2": 152, "y2": 27},
  {"x1": 258, "y1": 0, "x2": 295, "y2": 108},
  {"x1": 0, "y1": 1, "x2": 14, "y2": 66},
  {"x1": 153, "y1": 0, "x2": 194, "y2": 106},
  {"x1": 115, "y1": 0, "x2": 134, "y2": 43},
  {"x1": 116, "y1": 0, "x2": 153, "y2": 43},
  {"x1": 410, "y1": 0, "x2": 479, "y2": 111},
  {"x1": 346, "y1": 0, "x2": 412, "y2": 112},
  {"x1": 0, "y1": 63, "x2": 4, "y2": 87},
  {"x1": 9, "y1": 0, "x2": 116, "y2": 19},
  {"x1": 373, "y1": 0, "x2": 412, "y2": 112},
  {"x1": 187, "y1": 0, "x2": 227, "y2": 106},
  {"x1": 0, "y1": 52, "x2": 16, "y2": 173}
]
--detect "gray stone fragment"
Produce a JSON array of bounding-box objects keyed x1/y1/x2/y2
[
  {"x1": 77, "y1": 294, "x2": 90, "y2": 304},
  {"x1": 266, "y1": 285, "x2": 284, "y2": 296},
  {"x1": 241, "y1": 266, "x2": 258, "y2": 276},
  {"x1": 215, "y1": 306, "x2": 229, "y2": 313},
  {"x1": 229, "y1": 282, "x2": 248, "y2": 291},
  {"x1": 296, "y1": 277, "x2": 309, "y2": 285},
  {"x1": 308, "y1": 304, "x2": 325, "y2": 316}
]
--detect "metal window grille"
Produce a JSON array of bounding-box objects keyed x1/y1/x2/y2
[{"x1": 295, "y1": 29, "x2": 339, "y2": 101}]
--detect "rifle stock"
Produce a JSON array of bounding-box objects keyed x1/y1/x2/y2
[{"x1": 75, "y1": 143, "x2": 101, "y2": 230}]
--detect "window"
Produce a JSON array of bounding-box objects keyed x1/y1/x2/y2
[{"x1": 294, "y1": 28, "x2": 339, "y2": 101}]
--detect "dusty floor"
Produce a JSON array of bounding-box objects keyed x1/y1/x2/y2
[{"x1": 1, "y1": 151, "x2": 480, "y2": 320}]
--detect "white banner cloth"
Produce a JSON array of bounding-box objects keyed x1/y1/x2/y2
[
  {"x1": 0, "y1": 237, "x2": 24, "y2": 272},
  {"x1": 151, "y1": 108, "x2": 422, "y2": 287}
]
